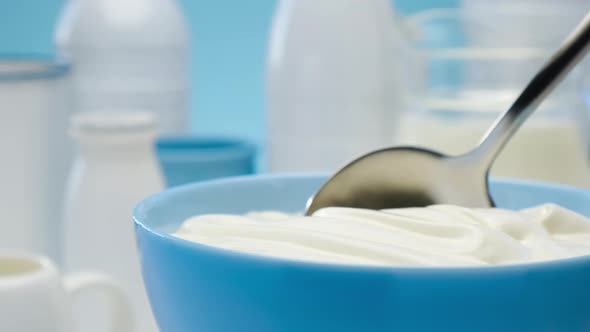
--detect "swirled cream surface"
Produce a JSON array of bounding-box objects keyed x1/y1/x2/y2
[{"x1": 172, "y1": 204, "x2": 590, "y2": 266}]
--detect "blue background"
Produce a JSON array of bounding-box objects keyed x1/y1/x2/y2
[{"x1": 0, "y1": 0, "x2": 455, "y2": 149}]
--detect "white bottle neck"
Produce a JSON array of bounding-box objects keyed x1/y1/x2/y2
[
  {"x1": 70, "y1": 111, "x2": 159, "y2": 161},
  {"x1": 75, "y1": 131, "x2": 158, "y2": 161}
]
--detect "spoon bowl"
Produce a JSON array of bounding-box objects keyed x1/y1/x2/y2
[{"x1": 306, "y1": 147, "x2": 492, "y2": 214}]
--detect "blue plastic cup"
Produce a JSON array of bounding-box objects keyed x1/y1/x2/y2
[
  {"x1": 134, "y1": 174, "x2": 590, "y2": 332},
  {"x1": 155, "y1": 136, "x2": 256, "y2": 187}
]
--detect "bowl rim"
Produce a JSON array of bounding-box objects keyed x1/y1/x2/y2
[
  {"x1": 156, "y1": 136, "x2": 256, "y2": 163},
  {"x1": 134, "y1": 173, "x2": 590, "y2": 274}
]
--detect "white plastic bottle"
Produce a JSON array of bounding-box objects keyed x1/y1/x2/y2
[
  {"x1": 63, "y1": 111, "x2": 164, "y2": 332},
  {"x1": 55, "y1": 0, "x2": 190, "y2": 133},
  {"x1": 266, "y1": 0, "x2": 406, "y2": 172}
]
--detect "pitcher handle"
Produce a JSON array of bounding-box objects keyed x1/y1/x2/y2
[{"x1": 64, "y1": 272, "x2": 134, "y2": 332}]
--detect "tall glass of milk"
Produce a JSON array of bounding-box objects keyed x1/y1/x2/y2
[
  {"x1": 396, "y1": 8, "x2": 590, "y2": 187},
  {"x1": 0, "y1": 55, "x2": 71, "y2": 261}
]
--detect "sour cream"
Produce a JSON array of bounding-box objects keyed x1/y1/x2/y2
[{"x1": 173, "y1": 204, "x2": 590, "y2": 266}]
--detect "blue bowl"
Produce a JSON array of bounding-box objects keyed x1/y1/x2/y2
[
  {"x1": 155, "y1": 136, "x2": 255, "y2": 187},
  {"x1": 134, "y1": 174, "x2": 590, "y2": 332}
]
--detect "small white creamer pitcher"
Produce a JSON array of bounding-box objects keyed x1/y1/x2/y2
[{"x1": 0, "y1": 251, "x2": 132, "y2": 332}]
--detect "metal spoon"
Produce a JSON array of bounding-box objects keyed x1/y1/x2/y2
[{"x1": 306, "y1": 12, "x2": 590, "y2": 216}]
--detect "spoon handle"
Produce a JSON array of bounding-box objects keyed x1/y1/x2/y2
[{"x1": 472, "y1": 11, "x2": 590, "y2": 168}]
